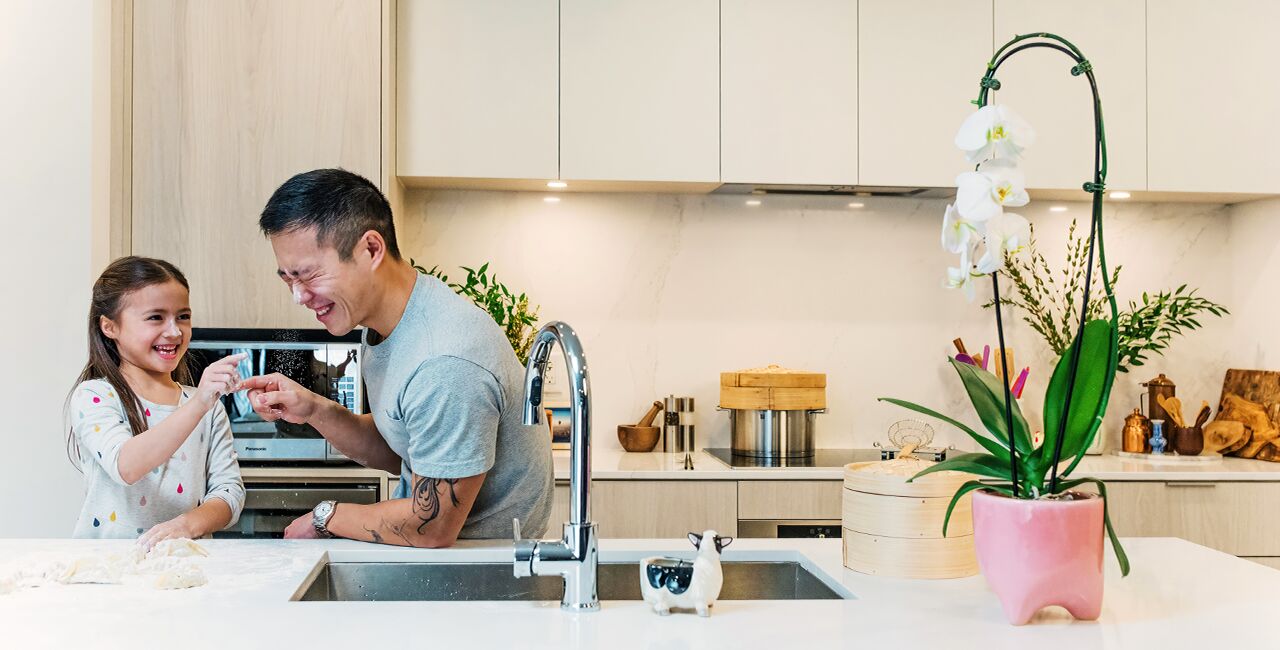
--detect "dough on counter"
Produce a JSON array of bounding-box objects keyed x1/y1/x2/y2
[
  {"x1": 148, "y1": 538, "x2": 209, "y2": 559},
  {"x1": 152, "y1": 563, "x2": 207, "y2": 590},
  {"x1": 56, "y1": 555, "x2": 125, "y2": 585}
]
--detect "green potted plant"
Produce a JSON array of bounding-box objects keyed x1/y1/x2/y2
[{"x1": 882, "y1": 33, "x2": 1130, "y2": 625}]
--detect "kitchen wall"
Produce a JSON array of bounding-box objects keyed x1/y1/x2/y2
[
  {"x1": 1227, "y1": 197, "x2": 1280, "y2": 370},
  {"x1": 0, "y1": 0, "x2": 96, "y2": 536},
  {"x1": 401, "y1": 190, "x2": 1241, "y2": 453}
]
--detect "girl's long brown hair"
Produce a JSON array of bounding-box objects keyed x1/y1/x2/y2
[{"x1": 66, "y1": 256, "x2": 195, "y2": 467}]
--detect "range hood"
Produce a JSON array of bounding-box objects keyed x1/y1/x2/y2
[{"x1": 713, "y1": 183, "x2": 956, "y2": 199}]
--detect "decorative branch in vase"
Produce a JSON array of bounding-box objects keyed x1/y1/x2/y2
[
  {"x1": 880, "y1": 33, "x2": 1131, "y2": 625},
  {"x1": 982, "y1": 222, "x2": 1229, "y2": 373}
]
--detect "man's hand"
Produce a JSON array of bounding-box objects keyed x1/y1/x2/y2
[
  {"x1": 283, "y1": 512, "x2": 321, "y2": 539},
  {"x1": 239, "y1": 373, "x2": 321, "y2": 424}
]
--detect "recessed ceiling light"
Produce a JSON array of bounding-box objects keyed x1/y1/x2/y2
[
  {"x1": 1109, "y1": 191, "x2": 1131, "y2": 199},
  {"x1": 1049, "y1": 206, "x2": 1068, "y2": 213},
  {"x1": 847, "y1": 202, "x2": 865, "y2": 209},
  {"x1": 547, "y1": 181, "x2": 567, "y2": 189},
  {"x1": 543, "y1": 196, "x2": 560, "y2": 203},
  {"x1": 745, "y1": 199, "x2": 762, "y2": 207}
]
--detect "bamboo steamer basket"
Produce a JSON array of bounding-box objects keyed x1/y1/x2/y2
[
  {"x1": 842, "y1": 458, "x2": 979, "y2": 579},
  {"x1": 719, "y1": 364, "x2": 826, "y2": 410}
]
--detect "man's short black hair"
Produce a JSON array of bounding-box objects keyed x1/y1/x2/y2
[{"x1": 259, "y1": 168, "x2": 400, "y2": 261}]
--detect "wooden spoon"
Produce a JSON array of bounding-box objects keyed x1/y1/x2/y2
[
  {"x1": 1158, "y1": 395, "x2": 1185, "y2": 428},
  {"x1": 1194, "y1": 401, "x2": 1212, "y2": 429}
]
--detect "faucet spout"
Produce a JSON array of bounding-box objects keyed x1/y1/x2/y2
[{"x1": 515, "y1": 321, "x2": 599, "y2": 611}]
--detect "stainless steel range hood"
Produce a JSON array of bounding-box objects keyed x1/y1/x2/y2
[{"x1": 713, "y1": 183, "x2": 956, "y2": 199}]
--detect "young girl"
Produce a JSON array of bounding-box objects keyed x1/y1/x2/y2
[{"x1": 67, "y1": 256, "x2": 246, "y2": 549}]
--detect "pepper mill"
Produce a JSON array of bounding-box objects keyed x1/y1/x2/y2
[
  {"x1": 1142, "y1": 374, "x2": 1176, "y2": 437},
  {"x1": 662, "y1": 396, "x2": 695, "y2": 453}
]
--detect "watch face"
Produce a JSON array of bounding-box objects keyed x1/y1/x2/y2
[{"x1": 315, "y1": 501, "x2": 334, "y2": 522}]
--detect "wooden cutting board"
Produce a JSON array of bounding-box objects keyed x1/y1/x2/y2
[{"x1": 1218, "y1": 369, "x2": 1280, "y2": 410}]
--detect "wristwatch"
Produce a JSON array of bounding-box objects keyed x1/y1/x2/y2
[{"x1": 312, "y1": 500, "x2": 338, "y2": 538}]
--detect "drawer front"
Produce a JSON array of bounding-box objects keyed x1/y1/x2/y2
[
  {"x1": 1104, "y1": 481, "x2": 1280, "y2": 556},
  {"x1": 738, "y1": 480, "x2": 842, "y2": 520},
  {"x1": 549, "y1": 480, "x2": 737, "y2": 538}
]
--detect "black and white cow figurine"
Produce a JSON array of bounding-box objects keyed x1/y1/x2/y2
[{"x1": 639, "y1": 530, "x2": 733, "y2": 616}]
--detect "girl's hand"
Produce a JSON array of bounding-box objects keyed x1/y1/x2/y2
[
  {"x1": 195, "y1": 353, "x2": 248, "y2": 407},
  {"x1": 138, "y1": 515, "x2": 196, "y2": 552}
]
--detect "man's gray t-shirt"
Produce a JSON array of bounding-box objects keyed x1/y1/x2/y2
[{"x1": 362, "y1": 274, "x2": 552, "y2": 539}]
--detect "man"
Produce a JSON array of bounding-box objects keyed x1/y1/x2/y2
[{"x1": 239, "y1": 169, "x2": 552, "y2": 546}]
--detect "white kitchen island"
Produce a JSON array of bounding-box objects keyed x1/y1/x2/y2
[{"x1": 0, "y1": 536, "x2": 1275, "y2": 649}]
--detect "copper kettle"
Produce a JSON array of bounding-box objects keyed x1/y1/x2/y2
[{"x1": 1141, "y1": 374, "x2": 1176, "y2": 432}]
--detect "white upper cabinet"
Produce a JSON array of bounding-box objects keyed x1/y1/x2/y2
[
  {"x1": 721, "y1": 0, "x2": 858, "y2": 185},
  {"x1": 993, "y1": 0, "x2": 1146, "y2": 192},
  {"x1": 560, "y1": 0, "x2": 719, "y2": 183},
  {"x1": 1148, "y1": 0, "x2": 1280, "y2": 194},
  {"x1": 397, "y1": 0, "x2": 558, "y2": 181},
  {"x1": 858, "y1": 0, "x2": 993, "y2": 188}
]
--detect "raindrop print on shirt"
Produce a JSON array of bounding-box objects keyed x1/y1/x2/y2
[
  {"x1": 92, "y1": 517, "x2": 100, "y2": 527},
  {"x1": 177, "y1": 483, "x2": 184, "y2": 494},
  {"x1": 109, "y1": 512, "x2": 116, "y2": 522},
  {"x1": 180, "y1": 451, "x2": 187, "y2": 462},
  {"x1": 145, "y1": 408, "x2": 151, "y2": 417},
  {"x1": 92, "y1": 396, "x2": 101, "y2": 404},
  {"x1": 140, "y1": 495, "x2": 147, "y2": 507}
]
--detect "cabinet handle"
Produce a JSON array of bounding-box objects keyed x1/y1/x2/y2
[{"x1": 1164, "y1": 482, "x2": 1216, "y2": 488}]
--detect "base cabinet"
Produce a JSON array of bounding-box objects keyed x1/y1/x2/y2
[
  {"x1": 1103, "y1": 481, "x2": 1280, "y2": 558},
  {"x1": 550, "y1": 480, "x2": 737, "y2": 538}
]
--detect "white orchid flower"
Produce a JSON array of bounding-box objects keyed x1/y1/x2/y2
[
  {"x1": 941, "y1": 203, "x2": 983, "y2": 254},
  {"x1": 954, "y1": 104, "x2": 1037, "y2": 163},
  {"x1": 955, "y1": 158, "x2": 1030, "y2": 222},
  {"x1": 975, "y1": 211, "x2": 1031, "y2": 274},
  {"x1": 944, "y1": 240, "x2": 980, "y2": 302}
]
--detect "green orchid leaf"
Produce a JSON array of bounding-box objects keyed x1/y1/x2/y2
[
  {"x1": 949, "y1": 359, "x2": 1034, "y2": 455},
  {"x1": 908, "y1": 452, "x2": 1015, "y2": 483},
  {"x1": 1053, "y1": 477, "x2": 1131, "y2": 577},
  {"x1": 877, "y1": 398, "x2": 1009, "y2": 461},
  {"x1": 1039, "y1": 319, "x2": 1115, "y2": 473},
  {"x1": 939, "y1": 480, "x2": 1011, "y2": 537}
]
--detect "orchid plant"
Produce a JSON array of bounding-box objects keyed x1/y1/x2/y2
[{"x1": 881, "y1": 33, "x2": 1129, "y2": 576}]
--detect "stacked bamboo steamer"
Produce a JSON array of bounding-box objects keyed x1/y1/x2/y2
[
  {"x1": 842, "y1": 456, "x2": 979, "y2": 579},
  {"x1": 719, "y1": 364, "x2": 826, "y2": 410}
]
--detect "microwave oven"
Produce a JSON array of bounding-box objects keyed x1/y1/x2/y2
[{"x1": 187, "y1": 328, "x2": 363, "y2": 462}]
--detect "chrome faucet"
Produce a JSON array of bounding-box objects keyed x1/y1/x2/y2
[{"x1": 513, "y1": 321, "x2": 599, "y2": 612}]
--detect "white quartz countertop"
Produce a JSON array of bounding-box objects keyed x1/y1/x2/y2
[
  {"x1": 1, "y1": 536, "x2": 1277, "y2": 649},
  {"x1": 559, "y1": 448, "x2": 1280, "y2": 481}
]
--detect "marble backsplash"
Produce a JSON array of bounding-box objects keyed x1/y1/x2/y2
[{"x1": 399, "y1": 189, "x2": 1265, "y2": 454}]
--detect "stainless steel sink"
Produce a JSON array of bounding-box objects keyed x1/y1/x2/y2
[{"x1": 295, "y1": 561, "x2": 846, "y2": 601}]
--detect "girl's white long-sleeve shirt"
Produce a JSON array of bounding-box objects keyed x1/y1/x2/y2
[{"x1": 69, "y1": 379, "x2": 245, "y2": 538}]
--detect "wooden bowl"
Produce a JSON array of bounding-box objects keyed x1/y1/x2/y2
[{"x1": 617, "y1": 425, "x2": 660, "y2": 452}]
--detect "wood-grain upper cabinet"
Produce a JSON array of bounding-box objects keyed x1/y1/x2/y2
[
  {"x1": 560, "y1": 0, "x2": 719, "y2": 183},
  {"x1": 1148, "y1": 1, "x2": 1280, "y2": 193},
  {"x1": 130, "y1": 0, "x2": 382, "y2": 328},
  {"x1": 720, "y1": 0, "x2": 857, "y2": 185},
  {"x1": 397, "y1": 0, "x2": 558, "y2": 182},
  {"x1": 858, "y1": 0, "x2": 992, "y2": 188},
  {"x1": 993, "y1": 0, "x2": 1146, "y2": 192}
]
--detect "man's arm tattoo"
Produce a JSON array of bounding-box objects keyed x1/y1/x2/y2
[
  {"x1": 411, "y1": 476, "x2": 461, "y2": 534},
  {"x1": 363, "y1": 524, "x2": 384, "y2": 544}
]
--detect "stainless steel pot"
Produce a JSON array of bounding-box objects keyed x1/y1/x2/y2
[{"x1": 720, "y1": 407, "x2": 826, "y2": 458}]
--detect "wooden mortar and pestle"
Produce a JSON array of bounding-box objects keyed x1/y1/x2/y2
[{"x1": 618, "y1": 400, "x2": 663, "y2": 452}]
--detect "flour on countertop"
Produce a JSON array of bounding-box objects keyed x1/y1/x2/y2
[{"x1": 0, "y1": 538, "x2": 210, "y2": 593}]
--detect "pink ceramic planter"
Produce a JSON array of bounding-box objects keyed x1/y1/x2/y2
[{"x1": 971, "y1": 490, "x2": 1105, "y2": 625}]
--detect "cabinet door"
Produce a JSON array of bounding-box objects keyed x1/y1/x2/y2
[
  {"x1": 1104, "y1": 481, "x2": 1280, "y2": 556},
  {"x1": 131, "y1": 0, "x2": 382, "y2": 328},
  {"x1": 858, "y1": 0, "x2": 992, "y2": 188},
  {"x1": 397, "y1": 0, "x2": 558, "y2": 181},
  {"x1": 994, "y1": 0, "x2": 1145, "y2": 192},
  {"x1": 738, "y1": 481, "x2": 842, "y2": 520},
  {"x1": 1148, "y1": 1, "x2": 1280, "y2": 193},
  {"x1": 585, "y1": 481, "x2": 737, "y2": 538},
  {"x1": 721, "y1": 0, "x2": 857, "y2": 185},
  {"x1": 560, "y1": 0, "x2": 719, "y2": 183}
]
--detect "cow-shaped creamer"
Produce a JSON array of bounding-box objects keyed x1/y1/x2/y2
[{"x1": 639, "y1": 530, "x2": 733, "y2": 616}]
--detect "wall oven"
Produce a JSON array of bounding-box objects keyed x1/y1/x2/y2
[{"x1": 188, "y1": 328, "x2": 363, "y2": 462}]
